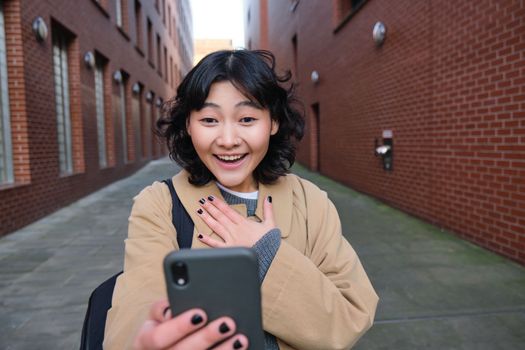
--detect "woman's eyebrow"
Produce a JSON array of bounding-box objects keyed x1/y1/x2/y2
[
  {"x1": 201, "y1": 102, "x2": 220, "y2": 109},
  {"x1": 235, "y1": 100, "x2": 263, "y2": 109},
  {"x1": 201, "y1": 100, "x2": 262, "y2": 109}
]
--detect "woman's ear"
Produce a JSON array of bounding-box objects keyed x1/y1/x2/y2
[
  {"x1": 271, "y1": 120, "x2": 279, "y2": 135},
  {"x1": 186, "y1": 118, "x2": 191, "y2": 136}
]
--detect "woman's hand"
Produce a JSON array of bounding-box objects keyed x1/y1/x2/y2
[
  {"x1": 134, "y1": 299, "x2": 248, "y2": 350},
  {"x1": 196, "y1": 195, "x2": 275, "y2": 248}
]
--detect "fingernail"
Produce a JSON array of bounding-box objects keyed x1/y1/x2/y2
[
  {"x1": 219, "y1": 322, "x2": 230, "y2": 334},
  {"x1": 197, "y1": 208, "x2": 203, "y2": 215},
  {"x1": 198, "y1": 234, "x2": 203, "y2": 239},
  {"x1": 191, "y1": 314, "x2": 204, "y2": 325},
  {"x1": 268, "y1": 196, "x2": 272, "y2": 203},
  {"x1": 208, "y1": 195, "x2": 214, "y2": 201},
  {"x1": 163, "y1": 306, "x2": 171, "y2": 319},
  {"x1": 199, "y1": 198, "x2": 205, "y2": 204},
  {"x1": 233, "y1": 339, "x2": 243, "y2": 349}
]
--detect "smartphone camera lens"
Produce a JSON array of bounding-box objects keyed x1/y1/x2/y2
[{"x1": 172, "y1": 261, "x2": 189, "y2": 286}]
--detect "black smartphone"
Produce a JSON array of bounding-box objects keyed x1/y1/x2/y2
[{"x1": 163, "y1": 247, "x2": 265, "y2": 349}]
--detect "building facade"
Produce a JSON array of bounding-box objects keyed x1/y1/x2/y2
[
  {"x1": 193, "y1": 38, "x2": 233, "y2": 66},
  {"x1": 245, "y1": 0, "x2": 525, "y2": 264},
  {"x1": 0, "y1": 0, "x2": 193, "y2": 236}
]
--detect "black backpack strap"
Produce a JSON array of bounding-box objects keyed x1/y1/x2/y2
[
  {"x1": 79, "y1": 179, "x2": 195, "y2": 350},
  {"x1": 162, "y1": 178, "x2": 194, "y2": 249},
  {"x1": 80, "y1": 271, "x2": 123, "y2": 350}
]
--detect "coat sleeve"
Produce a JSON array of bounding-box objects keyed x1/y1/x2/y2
[
  {"x1": 262, "y1": 180, "x2": 379, "y2": 350},
  {"x1": 103, "y1": 182, "x2": 177, "y2": 350}
]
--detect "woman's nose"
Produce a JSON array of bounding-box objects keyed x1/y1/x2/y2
[{"x1": 217, "y1": 124, "x2": 241, "y2": 148}]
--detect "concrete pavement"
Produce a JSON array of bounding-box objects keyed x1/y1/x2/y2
[{"x1": 1, "y1": 158, "x2": 524, "y2": 349}]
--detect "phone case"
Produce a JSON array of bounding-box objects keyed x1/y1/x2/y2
[{"x1": 164, "y1": 247, "x2": 265, "y2": 349}]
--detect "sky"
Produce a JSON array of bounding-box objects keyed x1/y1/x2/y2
[{"x1": 189, "y1": 0, "x2": 245, "y2": 48}]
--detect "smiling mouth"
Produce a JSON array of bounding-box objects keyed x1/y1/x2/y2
[{"x1": 214, "y1": 154, "x2": 248, "y2": 163}]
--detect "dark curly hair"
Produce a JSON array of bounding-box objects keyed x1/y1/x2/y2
[{"x1": 156, "y1": 49, "x2": 304, "y2": 186}]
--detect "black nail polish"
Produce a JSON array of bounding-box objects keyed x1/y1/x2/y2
[
  {"x1": 191, "y1": 314, "x2": 203, "y2": 325},
  {"x1": 208, "y1": 195, "x2": 214, "y2": 201},
  {"x1": 198, "y1": 234, "x2": 203, "y2": 239},
  {"x1": 219, "y1": 322, "x2": 230, "y2": 334},
  {"x1": 268, "y1": 196, "x2": 272, "y2": 203},
  {"x1": 197, "y1": 208, "x2": 203, "y2": 214},
  {"x1": 199, "y1": 198, "x2": 205, "y2": 204},
  {"x1": 233, "y1": 339, "x2": 243, "y2": 349}
]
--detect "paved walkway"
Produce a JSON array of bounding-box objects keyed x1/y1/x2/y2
[{"x1": 1, "y1": 158, "x2": 524, "y2": 349}]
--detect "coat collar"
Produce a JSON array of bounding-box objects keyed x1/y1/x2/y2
[{"x1": 172, "y1": 170, "x2": 292, "y2": 238}]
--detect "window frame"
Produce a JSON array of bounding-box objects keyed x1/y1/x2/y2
[
  {"x1": 94, "y1": 57, "x2": 107, "y2": 168},
  {"x1": 52, "y1": 29, "x2": 73, "y2": 175},
  {"x1": 0, "y1": 2, "x2": 13, "y2": 184}
]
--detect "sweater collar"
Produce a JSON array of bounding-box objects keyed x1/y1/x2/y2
[{"x1": 172, "y1": 170, "x2": 292, "y2": 238}]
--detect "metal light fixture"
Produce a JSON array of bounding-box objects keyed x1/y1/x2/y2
[
  {"x1": 311, "y1": 70, "x2": 320, "y2": 84},
  {"x1": 113, "y1": 70, "x2": 123, "y2": 83},
  {"x1": 290, "y1": 0, "x2": 299, "y2": 12},
  {"x1": 132, "y1": 82, "x2": 141, "y2": 94},
  {"x1": 83, "y1": 51, "x2": 95, "y2": 69},
  {"x1": 32, "y1": 17, "x2": 48, "y2": 42},
  {"x1": 372, "y1": 22, "x2": 386, "y2": 46},
  {"x1": 146, "y1": 91, "x2": 154, "y2": 102}
]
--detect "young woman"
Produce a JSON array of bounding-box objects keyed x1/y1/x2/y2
[{"x1": 104, "y1": 50, "x2": 378, "y2": 350}]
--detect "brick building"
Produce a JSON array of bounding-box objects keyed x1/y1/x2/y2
[
  {"x1": 0, "y1": 0, "x2": 193, "y2": 236},
  {"x1": 245, "y1": 0, "x2": 525, "y2": 264},
  {"x1": 194, "y1": 38, "x2": 233, "y2": 66}
]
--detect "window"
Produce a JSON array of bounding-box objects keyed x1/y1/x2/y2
[
  {"x1": 162, "y1": 0, "x2": 166, "y2": 24},
  {"x1": 156, "y1": 34, "x2": 161, "y2": 75},
  {"x1": 94, "y1": 55, "x2": 107, "y2": 168},
  {"x1": 116, "y1": 0, "x2": 129, "y2": 34},
  {"x1": 147, "y1": 18, "x2": 153, "y2": 64},
  {"x1": 116, "y1": 0, "x2": 122, "y2": 27},
  {"x1": 146, "y1": 91, "x2": 156, "y2": 157},
  {"x1": 52, "y1": 28, "x2": 73, "y2": 175},
  {"x1": 135, "y1": 0, "x2": 143, "y2": 51},
  {"x1": 163, "y1": 46, "x2": 168, "y2": 82},
  {"x1": 0, "y1": 1, "x2": 12, "y2": 184},
  {"x1": 118, "y1": 74, "x2": 128, "y2": 163},
  {"x1": 292, "y1": 35, "x2": 298, "y2": 80},
  {"x1": 169, "y1": 56, "x2": 173, "y2": 88},
  {"x1": 168, "y1": 5, "x2": 172, "y2": 37},
  {"x1": 131, "y1": 83, "x2": 144, "y2": 159}
]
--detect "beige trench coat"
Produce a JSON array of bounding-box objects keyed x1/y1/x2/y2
[{"x1": 104, "y1": 170, "x2": 378, "y2": 350}]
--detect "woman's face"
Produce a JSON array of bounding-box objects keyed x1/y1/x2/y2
[{"x1": 187, "y1": 81, "x2": 279, "y2": 192}]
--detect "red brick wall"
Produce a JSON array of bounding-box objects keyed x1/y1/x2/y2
[
  {"x1": 246, "y1": 0, "x2": 525, "y2": 264},
  {"x1": 0, "y1": 0, "x2": 192, "y2": 236}
]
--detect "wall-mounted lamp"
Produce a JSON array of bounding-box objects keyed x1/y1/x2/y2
[
  {"x1": 289, "y1": 0, "x2": 299, "y2": 12},
  {"x1": 32, "y1": 17, "x2": 48, "y2": 42},
  {"x1": 83, "y1": 51, "x2": 95, "y2": 69},
  {"x1": 375, "y1": 130, "x2": 393, "y2": 171},
  {"x1": 113, "y1": 70, "x2": 123, "y2": 83},
  {"x1": 311, "y1": 70, "x2": 320, "y2": 84},
  {"x1": 156, "y1": 97, "x2": 163, "y2": 108},
  {"x1": 132, "y1": 83, "x2": 141, "y2": 94},
  {"x1": 373, "y1": 22, "x2": 387, "y2": 46},
  {"x1": 146, "y1": 91, "x2": 154, "y2": 102}
]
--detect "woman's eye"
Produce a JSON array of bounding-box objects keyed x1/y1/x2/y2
[
  {"x1": 240, "y1": 117, "x2": 256, "y2": 123},
  {"x1": 200, "y1": 117, "x2": 217, "y2": 124}
]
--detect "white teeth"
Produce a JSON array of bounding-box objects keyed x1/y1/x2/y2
[{"x1": 217, "y1": 155, "x2": 243, "y2": 161}]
